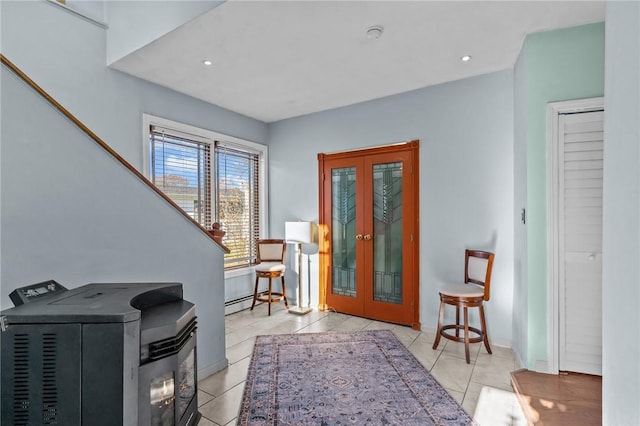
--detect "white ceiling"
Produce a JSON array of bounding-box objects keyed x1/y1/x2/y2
[{"x1": 111, "y1": 1, "x2": 605, "y2": 123}]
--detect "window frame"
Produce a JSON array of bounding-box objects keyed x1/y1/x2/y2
[{"x1": 142, "y1": 114, "x2": 269, "y2": 277}]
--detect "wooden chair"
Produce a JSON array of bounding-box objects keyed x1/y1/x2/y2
[
  {"x1": 250, "y1": 239, "x2": 289, "y2": 316},
  {"x1": 432, "y1": 249, "x2": 495, "y2": 363}
]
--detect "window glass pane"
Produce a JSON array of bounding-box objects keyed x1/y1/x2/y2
[
  {"x1": 216, "y1": 144, "x2": 260, "y2": 268},
  {"x1": 150, "y1": 130, "x2": 211, "y2": 229}
]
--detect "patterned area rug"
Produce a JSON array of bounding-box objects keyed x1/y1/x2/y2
[{"x1": 237, "y1": 330, "x2": 474, "y2": 425}]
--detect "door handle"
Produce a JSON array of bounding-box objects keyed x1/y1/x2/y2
[
  {"x1": 364, "y1": 234, "x2": 372, "y2": 241},
  {"x1": 355, "y1": 234, "x2": 363, "y2": 240}
]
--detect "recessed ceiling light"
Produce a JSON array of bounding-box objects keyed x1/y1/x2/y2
[
  {"x1": 460, "y1": 55, "x2": 472, "y2": 62},
  {"x1": 202, "y1": 60, "x2": 213, "y2": 66},
  {"x1": 366, "y1": 25, "x2": 384, "y2": 40}
]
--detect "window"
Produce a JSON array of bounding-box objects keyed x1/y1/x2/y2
[
  {"x1": 144, "y1": 115, "x2": 267, "y2": 271},
  {"x1": 215, "y1": 142, "x2": 260, "y2": 268},
  {"x1": 149, "y1": 127, "x2": 212, "y2": 228}
]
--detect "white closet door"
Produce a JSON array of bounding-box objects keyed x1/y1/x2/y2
[{"x1": 559, "y1": 110, "x2": 604, "y2": 375}]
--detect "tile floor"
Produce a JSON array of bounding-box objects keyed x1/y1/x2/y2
[{"x1": 197, "y1": 303, "x2": 527, "y2": 426}]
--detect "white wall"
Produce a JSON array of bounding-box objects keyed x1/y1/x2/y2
[
  {"x1": 105, "y1": 0, "x2": 223, "y2": 65},
  {"x1": 512, "y1": 44, "x2": 529, "y2": 367},
  {"x1": 269, "y1": 70, "x2": 515, "y2": 345},
  {"x1": 0, "y1": 0, "x2": 267, "y2": 376},
  {"x1": 602, "y1": 1, "x2": 640, "y2": 424},
  {"x1": 0, "y1": 1, "x2": 266, "y2": 171}
]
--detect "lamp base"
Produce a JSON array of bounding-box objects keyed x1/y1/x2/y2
[{"x1": 288, "y1": 306, "x2": 313, "y2": 315}]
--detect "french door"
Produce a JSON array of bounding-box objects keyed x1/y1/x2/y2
[{"x1": 318, "y1": 142, "x2": 420, "y2": 328}]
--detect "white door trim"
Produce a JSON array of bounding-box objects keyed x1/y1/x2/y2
[{"x1": 547, "y1": 97, "x2": 604, "y2": 374}]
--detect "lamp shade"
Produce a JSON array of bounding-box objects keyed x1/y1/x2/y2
[{"x1": 285, "y1": 221, "x2": 314, "y2": 244}]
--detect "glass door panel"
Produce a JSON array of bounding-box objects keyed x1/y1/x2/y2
[
  {"x1": 331, "y1": 167, "x2": 357, "y2": 297},
  {"x1": 372, "y1": 162, "x2": 403, "y2": 304}
]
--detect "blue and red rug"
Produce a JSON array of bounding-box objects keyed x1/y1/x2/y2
[{"x1": 237, "y1": 329, "x2": 474, "y2": 425}]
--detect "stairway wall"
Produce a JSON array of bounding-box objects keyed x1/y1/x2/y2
[{"x1": 0, "y1": 0, "x2": 268, "y2": 376}]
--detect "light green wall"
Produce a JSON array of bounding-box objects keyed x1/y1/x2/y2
[{"x1": 522, "y1": 22, "x2": 605, "y2": 367}]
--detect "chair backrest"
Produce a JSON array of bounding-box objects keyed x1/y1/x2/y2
[
  {"x1": 464, "y1": 249, "x2": 495, "y2": 301},
  {"x1": 257, "y1": 239, "x2": 286, "y2": 263}
]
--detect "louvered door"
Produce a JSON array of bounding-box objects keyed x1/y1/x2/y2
[{"x1": 559, "y1": 110, "x2": 604, "y2": 375}]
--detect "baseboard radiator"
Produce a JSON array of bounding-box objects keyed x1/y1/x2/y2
[{"x1": 224, "y1": 295, "x2": 255, "y2": 315}]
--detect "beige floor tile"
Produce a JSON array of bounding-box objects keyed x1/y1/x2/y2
[
  {"x1": 198, "y1": 390, "x2": 215, "y2": 407},
  {"x1": 471, "y1": 385, "x2": 524, "y2": 426},
  {"x1": 439, "y1": 339, "x2": 482, "y2": 363},
  {"x1": 225, "y1": 337, "x2": 255, "y2": 365},
  {"x1": 447, "y1": 388, "x2": 465, "y2": 404},
  {"x1": 225, "y1": 314, "x2": 260, "y2": 332},
  {"x1": 391, "y1": 325, "x2": 420, "y2": 347},
  {"x1": 462, "y1": 381, "x2": 484, "y2": 417},
  {"x1": 430, "y1": 353, "x2": 475, "y2": 393},
  {"x1": 199, "y1": 356, "x2": 251, "y2": 397},
  {"x1": 363, "y1": 319, "x2": 397, "y2": 331},
  {"x1": 407, "y1": 333, "x2": 443, "y2": 371},
  {"x1": 196, "y1": 416, "x2": 218, "y2": 426},
  {"x1": 296, "y1": 319, "x2": 334, "y2": 333},
  {"x1": 330, "y1": 315, "x2": 372, "y2": 331},
  {"x1": 479, "y1": 344, "x2": 516, "y2": 361},
  {"x1": 470, "y1": 353, "x2": 516, "y2": 391},
  {"x1": 225, "y1": 329, "x2": 259, "y2": 348},
  {"x1": 199, "y1": 383, "x2": 245, "y2": 426}
]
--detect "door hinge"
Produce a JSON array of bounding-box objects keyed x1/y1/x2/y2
[
  {"x1": 410, "y1": 233, "x2": 414, "y2": 242},
  {"x1": 410, "y1": 301, "x2": 414, "y2": 312}
]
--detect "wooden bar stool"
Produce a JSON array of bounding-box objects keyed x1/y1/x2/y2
[
  {"x1": 251, "y1": 239, "x2": 288, "y2": 316},
  {"x1": 432, "y1": 249, "x2": 495, "y2": 363}
]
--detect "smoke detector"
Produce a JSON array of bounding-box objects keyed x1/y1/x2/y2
[{"x1": 366, "y1": 25, "x2": 384, "y2": 40}]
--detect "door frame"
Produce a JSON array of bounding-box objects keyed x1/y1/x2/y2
[
  {"x1": 317, "y1": 141, "x2": 421, "y2": 329},
  {"x1": 547, "y1": 97, "x2": 604, "y2": 374}
]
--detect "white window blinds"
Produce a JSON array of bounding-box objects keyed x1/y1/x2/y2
[
  {"x1": 216, "y1": 142, "x2": 260, "y2": 268},
  {"x1": 149, "y1": 126, "x2": 212, "y2": 228},
  {"x1": 148, "y1": 122, "x2": 263, "y2": 270}
]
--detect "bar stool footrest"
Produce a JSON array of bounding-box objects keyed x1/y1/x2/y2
[
  {"x1": 440, "y1": 324, "x2": 484, "y2": 344},
  {"x1": 255, "y1": 291, "x2": 284, "y2": 303}
]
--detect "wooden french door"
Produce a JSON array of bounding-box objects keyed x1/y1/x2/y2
[{"x1": 318, "y1": 141, "x2": 420, "y2": 329}]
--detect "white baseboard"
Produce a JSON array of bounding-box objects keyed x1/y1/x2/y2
[
  {"x1": 534, "y1": 360, "x2": 551, "y2": 373},
  {"x1": 198, "y1": 358, "x2": 228, "y2": 380},
  {"x1": 513, "y1": 348, "x2": 526, "y2": 370}
]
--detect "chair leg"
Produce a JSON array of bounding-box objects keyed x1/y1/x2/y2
[
  {"x1": 267, "y1": 278, "x2": 273, "y2": 316},
  {"x1": 250, "y1": 276, "x2": 259, "y2": 311},
  {"x1": 463, "y1": 307, "x2": 471, "y2": 364},
  {"x1": 281, "y1": 276, "x2": 289, "y2": 309},
  {"x1": 455, "y1": 306, "x2": 461, "y2": 338},
  {"x1": 432, "y1": 299, "x2": 446, "y2": 350},
  {"x1": 479, "y1": 304, "x2": 492, "y2": 354}
]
